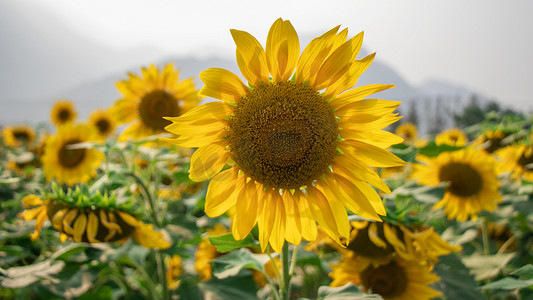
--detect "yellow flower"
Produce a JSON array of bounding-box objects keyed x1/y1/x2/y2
[
  {"x1": 51, "y1": 100, "x2": 77, "y2": 127},
  {"x1": 395, "y1": 123, "x2": 418, "y2": 143},
  {"x1": 330, "y1": 256, "x2": 442, "y2": 300},
  {"x1": 42, "y1": 123, "x2": 104, "y2": 185},
  {"x1": 88, "y1": 109, "x2": 116, "y2": 140},
  {"x1": 2, "y1": 125, "x2": 36, "y2": 148},
  {"x1": 19, "y1": 195, "x2": 171, "y2": 249},
  {"x1": 412, "y1": 147, "x2": 502, "y2": 221},
  {"x1": 167, "y1": 255, "x2": 183, "y2": 290},
  {"x1": 495, "y1": 144, "x2": 533, "y2": 182},
  {"x1": 195, "y1": 224, "x2": 229, "y2": 281},
  {"x1": 435, "y1": 128, "x2": 468, "y2": 147},
  {"x1": 472, "y1": 129, "x2": 509, "y2": 153},
  {"x1": 163, "y1": 18, "x2": 405, "y2": 253},
  {"x1": 110, "y1": 63, "x2": 200, "y2": 142}
]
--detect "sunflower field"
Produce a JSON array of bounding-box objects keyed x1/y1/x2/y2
[{"x1": 1, "y1": 19, "x2": 533, "y2": 300}]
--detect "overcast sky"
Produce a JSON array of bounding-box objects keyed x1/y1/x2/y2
[{"x1": 38, "y1": 0, "x2": 533, "y2": 109}]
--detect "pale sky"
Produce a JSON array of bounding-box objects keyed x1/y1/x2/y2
[{"x1": 38, "y1": 0, "x2": 533, "y2": 109}]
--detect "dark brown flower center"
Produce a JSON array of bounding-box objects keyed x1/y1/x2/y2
[
  {"x1": 139, "y1": 90, "x2": 179, "y2": 131},
  {"x1": 439, "y1": 162, "x2": 483, "y2": 197},
  {"x1": 361, "y1": 260, "x2": 408, "y2": 298},
  {"x1": 58, "y1": 139, "x2": 86, "y2": 168},
  {"x1": 347, "y1": 223, "x2": 402, "y2": 258},
  {"x1": 95, "y1": 118, "x2": 111, "y2": 135},
  {"x1": 13, "y1": 130, "x2": 30, "y2": 142},
  {"x1": 58, "y1": 109, "x2": 71, "y2": 122},
  {"x1": 518, "y1": 147, "x2": 533, "y2": 170},
  {"x1": 228, "y1": 81, "x2": 338, "y2": 189}
]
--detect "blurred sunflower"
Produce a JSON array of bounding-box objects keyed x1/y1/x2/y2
[
  {"x1": 163, "y1": 18, "x2": 405, "y2": 252},
  {"x1": 435, "y1": 128, "x2": 468, "y2": 147},
  {"x1": 195, "y1": 224, "x2": 229, "y2": 281},
  {"x1": 50, "y1": 100, "x2": 77, "y2": 127},
  {"x1": 88, "y1": 109, "x2": 116, "y2": 140},
  {"x1": 330, "y1": 256, "x2": 441, "y2": 300},
  {"x1": 110, "y1": 63, "x2": 200, "y2": 142},
  {"x1": 395, "y1": 123, "x2": 417, "y2": 143},
  {"x1": 19, "y1": 190, "x2": 170, "y2": 249},
  {"x1": 2, "y1": 125, "x2": 36, "y2": 148},
  {"x1": 167, "y1": 255, "x2": 183, "y2": 290},
  {"x1": 42, "y1": 123, "x2": 104, "y2": 185},
  {"x1": 412, "y1": 147, "x2": 502, "y2": 221},
  {"x1": 472, "y1": 129, "x2": 511, "y2": 153},
  {"x1": 495, "y1": 144, "x2": 533, "y2": 182}
]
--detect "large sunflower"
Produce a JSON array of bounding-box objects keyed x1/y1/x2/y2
[
  {"x1": 412, "y1": 147, "x2": 502, "y2": 222},
  {"x1": 110, "y1": 63, "x2": 200, "y2": 142},
  {"x1": 50, "y1": 100, "x2": 77, "y2": 127},
  {"x1": 88, "y1": 109, "x2": 116, "y2": 140},
  {"x1": 42, "y1": 123, "x2": 104, "y2": 185},
  {"x1": 163, "y1": 18, "x2": 405, "y2": 252},
  {"x1": 330, "y1": 256, "x2": 441, "y2": 300},
  {"x1": 2, "y1": 125, "x2": 36, "y2": 148}
]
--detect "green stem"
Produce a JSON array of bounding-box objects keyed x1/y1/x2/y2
[
  {"x1": 157, "y1": 251, "x2": 169, "y2": 300},
  {"x1": 127, "y1": 171, "x2": 161, "y2": 228},
  {"x1": 266, "y1": 251, "x2": 282, "y2": 300},
  {"x1": 280, "y1": 242, "x2": 290, "y2": 300},
  {"x1": 481, "y1": 217, "x2": 490, "y2": 255},
  {"x1": 129, "y1": 257, "x2": 159, "y2": 300}
]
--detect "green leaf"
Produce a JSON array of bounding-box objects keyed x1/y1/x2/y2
[
  {"x1": 212, "y1": 248, "x2": 269, "y2": 279},
  {"x1": 512, "y1": 264, "x2": 533, "y2": 279},
  {"x1": 410, "y1": 185, "x2": 445, "y2": 204},
  {"x1": 200, "y1": 275, "x2": 259, "y2": 300},
  {"x1": 433, "y1": 254, "x2": 486, "y2": 300},
  {"x1": 462, "y1": 252, "x2": 516, "y2": 281},
  {"x1": 51, "y1": 244, "x2": 89, "y2": 262},
  {"x1": 314, "y1": 283, "x2": 383, "y2": 300},
  {"x1": 482, "y1": 277, "x2": 533, "y2": 290},
  {"x1": 417, "y1": 141, "x2": 463, "y2": 157},
  {"x1": 208, "y1": 233, "x2": 258, "y2": 252}
]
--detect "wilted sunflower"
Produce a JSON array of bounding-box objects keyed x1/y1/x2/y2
[
  {"x1": 2, "y1": 125, "x2": 36, "y2": 148},
  {"x1": 110, "y1": 63, "x2": 200, "y2": 142},
  {"x1": 495, "y1": 144, "x2": 533, "y2": 182},
  {"x1": 88, "y1": 109, "x2": 116, "y2": 140},
  {"x1": 42, "y1": 123, "x2": 104, "y2": 185},
  {"x1": 412, "y1": 147, "x2": 502, "y2": 222},
  {"x1": 163, "y1": 18, "x2": 405, "y2": 252},
  {"x1": 330, "y1": 256, "x2": 441, "y2": 300},
  {"x1": 51, "y1": 100, "x2": 77, "y2": 127},
  {"x1": 435, "y1": 128, "x2": 468, "y2": 147},
  {"x1": 18, "y1": 188, "x2": 170, "y2": 249}
]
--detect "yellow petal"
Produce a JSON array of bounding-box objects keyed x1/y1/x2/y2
[
  {"x1": 22, "y1": 195, "x2": 43, "y2": 207},
  {"x1": 258, "y1": 189, "x2": 278, "y2": 252},
  {"x1": 117, "y1": 211, "x2": 141, "y2": 227},
  {"x1": 232, "y1": 180, "x2": 259, "y2": 240},
  {"x1": 62, "y1": 208, "x2": 79, "y2": 236},
  {"x1": 266, "y1": 18, "x2": 299, "y2": 82},
  {"x1": 231, "y1": 29, "x2": 269, "y2": 87},
  {"x1": 189, "y1": 141, "x2": 229, "y2": 182},
  {"x1": 331, "y1": 84, "x2": 396, "y2": 109},
  {"x1": 339, "y1": 140, "x2": 406, "y2": 168},
  {"x1": 159, "y1": 129, "x2": 227, "y2": 148},
  {"x1": 198, "y1": 68, "x2": 248, "y2": 103},
  {"x1": 133, "y1": 223, "x2": 171, "y2": 249},
  {"x1": 335, "y1": 99, "x2": 401, "y2": 121},
  {"x1": 205, "y1": 168, "x2": 242, "y2": 217},
  {"x1": 51, "y1": 208, "x2": 68, "y2": 231},
  {"x1": 367, "y1": 222, "x2": 387, "y2": 249},
  {"x1": 30, "y1": 207, "x2": 48, "y2": 241},
  {"x1": 339, "y1": 129, "x2": 404, "y2": 148},
  {"x1": 282, "y1": 191, "x2": 302, "y2": 245},
  {"x1": 294, "y1": 190, "x2": 317, "y2": 241},
  {"x1": 165, "y1": 101, "x2": 233, "y2": 127},
  {"x1": 332, "y1": 154, "x2": 391, "y2": 194},
  {"x1": 352, "y1": 180, "x2": 387, "y2": 216},
  {"x1": 306, "y1": 186, "x2": 340, "y2": 244},
  {"x1": 296, "y1": 25, "x2": 340, "y2": 84},
  {"x1": 73, "y1": 212, "x2": 88, "y2": 242},
  {"x1": 269, "y1": 194, "x2": 286, "y2": 253},
  {"x1": 86, "y1": 211, "x2": 99, "y2": 243}
]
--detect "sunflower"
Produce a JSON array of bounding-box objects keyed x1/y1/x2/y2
[
  {"x1": 495, "y1": 144, "x2": 533, "y2": 182},
  {"x1": 50, "y1": 100, "x2": 77, "y2": 127},
  {"x1": 167, "y1": 255, "x2": 183, "y2": 290},
  {"x1": 412, "y1": 147, "x2": 502, "y2": 222},
  {"x1": 110, "y1": 63, "x2": 200, "y2": 142},
  {"x1": 162, "y1": 18, "x2": 405, "y2": 252},
  {"x1": 195, "y1": 224, "x2": 229, "y2": 281},
  {"x1": 2, "y1": 125, "x2": 36, "y2": 148},
  {"x1": 435, "y1": 128, "x2": 467, "y2": 147},
  {"x1": 395, "y1": 123, "x2": 417, "y2": 143},
  {"x1": 472, "y1": 129, "x2": 511, "y2": 153},
  {"x1": 330, "y1": 256, "x2": 441, "y2": 300},
  {"x1": 88, "y1": 109, "x2": 116, "y2": 140},
  {"x1": 19, "y1": 192, "x2": 170, "y2": 249},
  {"x1": 42, "y1": 123, "x2": 104, "y2": 185}
]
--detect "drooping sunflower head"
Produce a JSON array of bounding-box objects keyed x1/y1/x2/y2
[
  {"x1": 395, "y1": 123, "x2": 418, "y2": 143},
  {"x1": 473, "y1": 129, "x2": 514, "y2": 153},
  {"x1": 88, "y1": 109, "x2": 116, "y2": 140},
  {"x1": 2, "y1": 125, "x2": 36, "y2": 148},
  {"x1": 19, "y1": 186, "x2": 171, "y2": 249},
  {"x1": 412, "y1": 147, "x2": 502, "y2": 222},
  {"x1": 42, "y1": 123, "x2": 104, "y2": 185},
  {"x1": 163, "y1": 18, "x2": 406, "y2": 252},
  {"x1": 110, "y1": 63, "x2": 200, "y2": 142},
  {"x1": 346, "y1": 221, "x2": 404, "y2": 262},
  {"x1": 359, "y1": 257, "x2": 441, "y2": 300},
  {"x1": 435, "y1": 128, "x2": 468, "y2": 147},
  {"x1": 50, "y1": 100, "x2": 77, "y2": 127}
]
